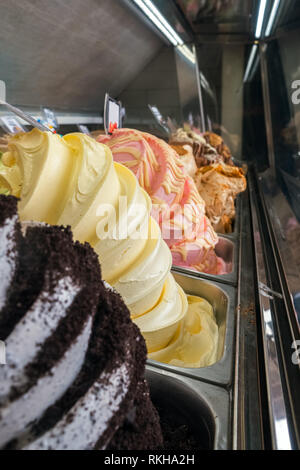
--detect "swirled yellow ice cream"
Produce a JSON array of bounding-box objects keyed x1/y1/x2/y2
[
  {"x1": 148, "y1": 295, "x2": 218, "y2": 367},
  {"x1": 0, "y1": 129, "x2": 219, "y2": 368}
]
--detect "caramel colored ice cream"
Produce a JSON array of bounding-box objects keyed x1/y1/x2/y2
[
  {"x1": 194, "y1": 163, "x2": 247, "y2": 233},
  {"x1": 169, "y1": 127, "x2": 219, "y2": 167},
  {"x1": 170, "y1": 127, "x2": 234, "y2": 167}
]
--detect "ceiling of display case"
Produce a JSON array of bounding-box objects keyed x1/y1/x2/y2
[{"x1": 0, "y1": 0, "x2": 164, "y2": 111}]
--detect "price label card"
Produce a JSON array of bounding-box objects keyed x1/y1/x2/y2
[
  {"x1": 148, "y1": 104, "x2": 170, "y2": 134},
  {"x1": 77, "y1": 124, "x2": 90, "y2": 135},
  {"x1": 188, "y1": 112, "x2": 194, "y2": 127},
  {"x1": 0, "y1": 80, "x2": 6, "y2": 101},
  {"x1": 42, "y1": 107, "x2": 59, "y2": 130},
  {"x1": 148, "y1": 105, "x2": 163, "y2": 122},
  {"x1": 0, "y1": 116, "x2": 26, "y2": 134},
  {"x1": 104, "y1": 94, "x2": 122, "y2": 135},
  {"x1": 207, "y1": 115, "x2": 212, "y2": 132}
]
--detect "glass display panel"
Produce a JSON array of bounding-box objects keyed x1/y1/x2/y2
[{"x1": 265, "y1": 31, "x2": 300, "y2": 221}]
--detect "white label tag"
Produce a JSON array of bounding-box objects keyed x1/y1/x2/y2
[
  {"x1": 77, "y1": 124, "x2": 90, "y2": 135},
  {"x1": 104, "y1": 94, "x2": 121, "y2": 134},
  {"x1": 188, "y1": 112, "x2": 194, "y2": 127},
  {"x1": 0, "y1": 116, "x2": 26, "y2": 134},
  {"x1": 42, "y1": 107, "x2": 58, "y2": 129},
  {"x1": 0, "y1": 80, "x2": 6, "y2": 101}
]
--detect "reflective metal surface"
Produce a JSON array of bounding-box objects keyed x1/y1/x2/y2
[
  {"x1": 232, "y1": 189, "x2": 264, "y2": 450},
  {"x1": 172, "y1": 236, "x2": 238, "y2": 286},
  {"x1": 148, "y1": 273, "x2": 236, "y2": 387},
  {"x1": 195, "y1": 42, "x2": 245, "y2": 156},
  {"x1": 146, "y1": 365, "x2": 231, "y2": 450}
]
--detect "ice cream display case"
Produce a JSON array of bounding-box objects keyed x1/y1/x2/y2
[{"x1": 0, "y1": 0, "x2": 299, "y2": 452}]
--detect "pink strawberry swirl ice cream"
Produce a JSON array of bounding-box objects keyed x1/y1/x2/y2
[{"x1": 98, "y1": 129, "x2": 227, "y2": 275}]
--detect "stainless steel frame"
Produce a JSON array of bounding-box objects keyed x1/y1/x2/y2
[
  {"x1": 148, "y1": 273, "x2": 236, "y2": 387},
  {"x1": 146, "y1": 366, "x2": 231, "y2": 450},
  {"x1": 232, "y1": 188, "x2": 265, "y2": 450},
  {"x1": 249, "y1": 175, "x2": 294, "y2": 450}
]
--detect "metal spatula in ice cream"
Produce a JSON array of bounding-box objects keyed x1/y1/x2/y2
[{"x1": 0, "y1": 99, "x2": 54, "y2": 133}]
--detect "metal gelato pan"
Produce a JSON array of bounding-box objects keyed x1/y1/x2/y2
[
  {"x1": 146, "y1": 366, "x2": 231, "y2": 450},
  {"x1": 147, "y1": 272, "x2": 236, "y2": 387},
  {"x1": 172, "y1": 235, "x2": 238, "y2": 287}
]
